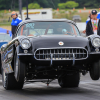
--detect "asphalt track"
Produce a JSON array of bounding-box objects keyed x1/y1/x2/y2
[{"x1": 0, "y1": 74, "x2": 100, "y2": 100}]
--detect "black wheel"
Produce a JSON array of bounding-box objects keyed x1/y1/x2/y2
[
  {"x1": 14, "y1": 51, "x2": 26, "y2": 82},
  {"x1": 58, "y1": 72, "x2": 80, "y2": 88},
  {"x1": 2, "y1": 68, "x2": 24, "y2": 90},
  {"x1": 89, "y1": 61, "x2": 100, "y2": 80}
]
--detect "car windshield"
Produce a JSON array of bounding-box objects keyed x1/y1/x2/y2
[
  {"x1": 17, "y1": 22, "x2": 80, "y2": 36},
  {"x1": 0, "y1": 34, "x2": 11, "y2": 42}
]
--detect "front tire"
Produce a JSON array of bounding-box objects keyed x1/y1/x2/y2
[
  {"x1": 89, "y1": 61, "x2": 100, "y2": 80},
  {"x1": 58, "y1": 72, "x2": 80, "y2": 88},
  {"x1": 14, "y1": 51, "x2": 26, "y2": 82},
  {"x1": 2, "y1": 68, "x2": 24, "y2": 90}
]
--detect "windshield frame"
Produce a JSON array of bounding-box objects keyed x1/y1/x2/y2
[{"x1": 15, "y1": 21, "x2": 80, "y2": 37}]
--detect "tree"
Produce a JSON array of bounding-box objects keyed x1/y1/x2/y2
[
  {"x1": 58, "y1": 3, "x2": 66, "y2": 9},
  {"x1": 0, "y1": 0, "x2": 99, "y2": 10},
  {"x1": 65, "y1": 1, "x2": 79, "y2": 9},
  {"x1": 28, "y1": 3, "x2": 41, "y2": 9},
  {"x1": 84, "y1": 0, "x2": 99, "y2": 8}
]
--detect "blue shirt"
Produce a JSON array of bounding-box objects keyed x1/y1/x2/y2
[
  {"x1": 86, "y1": 12, "x2": 100, "y2": 24},
  {"x1": 11, "y1": 17, "x2": 22, "y2": 35},
  {"x1": 11, "y1": 17, "x2": 22, "y2": 26}
]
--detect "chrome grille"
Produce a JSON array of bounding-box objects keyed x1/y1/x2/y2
[{"x1": 34, "y1": 48, "x2": 88, "y2": 60}]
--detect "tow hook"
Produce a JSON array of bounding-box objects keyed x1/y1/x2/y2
[{"x1": 82, "y1": 70, "x2": 88, "y2": 76}]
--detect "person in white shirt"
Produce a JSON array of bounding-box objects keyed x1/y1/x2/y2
[
  {"x1": 86, "y1": 10, "x2": 100, "y2": 36},
  {"x1": 83, "y1": 7, "x2": 100, "y2": 34}
]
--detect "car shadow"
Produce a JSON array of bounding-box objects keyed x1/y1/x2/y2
[{"x1": 5, "y1": 83, "x2": 99, "y2": 96}]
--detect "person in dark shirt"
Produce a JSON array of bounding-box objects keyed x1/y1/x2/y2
[
  {"x1": 86, "y1": 10, "x2": 100, "y2": 36},
  {"x1": 11, "y1": 11, "x2": 22, "y2": 39}
]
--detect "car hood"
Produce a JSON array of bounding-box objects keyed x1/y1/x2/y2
[{"x1": 29, "y1": 35, "x2": 89, "y2": 50}]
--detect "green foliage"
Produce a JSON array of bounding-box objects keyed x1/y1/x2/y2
[
  {"x1": 65, "y1": 1, "x2": 79, "y2": 8},
  {"x1": 58, "y1": 3, "x2": 66, "y2": 9},
  {"x1": 58, "y1": 1, "x2": 79, "y2": 9},
  {"x1": 28, "y1": 3, "x2": 41, "y2": 9},
  {"x1": 22, "y1": 7, "x2": 26, "y2": 10},
  {"x1": 84, "y1": 1, "x2": 99, "y2": 8},
  {"x1": 0, "y1": 0, "x2": 99, "y2": 10}
]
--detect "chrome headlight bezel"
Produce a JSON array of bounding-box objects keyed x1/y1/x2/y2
[
  {"x1": 20, "y1": 39, "x2": 31, "y2": 49},
  {"x1": 92, "y1": 37, "x2": 100, "y2": 48}
]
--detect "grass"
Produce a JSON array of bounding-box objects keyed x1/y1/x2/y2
[
  {"x1": 53, "y1": 9, "x2": 100, "y2": 22},
  {"x1": 0, "y1": 22, "x2": 11, "y2": 26},
  {"x1": 0, "y1": 10, "x2": 10, "y2": 13},
  {"x1": 53, "y1": 11, "x2": 90, "y2": 22},
  {"x1": 0, "y1": 26, "x2": 11, "y2": 30},
  {"x1": 73, "y1": 12, "x2": 90, "y2": 22},
  {"x1": 0, "y1": 9, "x2": 12, "y2": 26}
]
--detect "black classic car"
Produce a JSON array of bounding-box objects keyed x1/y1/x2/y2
[{"x1": 0, "y1": 19, "x2": 100, "y2": 90}]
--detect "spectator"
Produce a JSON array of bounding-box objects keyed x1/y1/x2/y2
[
  {"x1": 83, "y1": 14, "x2": 92, "y2": 33},
  {"x1": 83, "y1": 8, "x2": 100, "y2": 34},
  {"x1": 11, "y1": 11, "x2": 22, "y2": 39},
  {"x1": 86, "y1": 10, "x2": 100, "y2": 36},
  {"x1": 86, "y1": 6, "x2": 100, "y2": 24}
]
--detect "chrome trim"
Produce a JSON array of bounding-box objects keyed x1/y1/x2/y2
[
  {"x1": 72, "y1": 53, "x2": 75, "y2": 66},
  {"x1": 92, "y1": 37, "x2": 100, "y2": 48},
  {"x1": 18, "y1": 53, "x2": 33, "y2": 56},
  {"x1": 90, "y1": 52, "x2": 100, "y2": 54},
  {"x1": 89, "y1": 35, "x2": 100, "y2": 48},
  {"x1": 34, "y1": 47, "x2": 88, "y2": 61},
  {"x1": 20, "y1": 38, "x2": 31, "y2": 49}
]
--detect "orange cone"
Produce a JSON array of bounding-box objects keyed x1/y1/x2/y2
[
  {"x1": 79, "y1": 10, "x2": 81, "y2": 13},
  {"x1": 57, "y1": 8, "x2": 59, "y2": 11}
]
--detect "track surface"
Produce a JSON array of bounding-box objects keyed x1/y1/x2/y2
[{"x1": 0, "y1": 74, "x2": 100, "y2": 100}]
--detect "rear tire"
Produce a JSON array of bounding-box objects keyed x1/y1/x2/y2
[
  {"x1": 58, "y1": 72, "x2": 80, "y2": 88},
  {"x1": 89, "y1": 61, "x2": 100, "y2": 80},
  {"x1": 2, "y1": 68, "x2": 24, "y2": 90}
]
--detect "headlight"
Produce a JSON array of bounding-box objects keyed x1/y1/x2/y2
[
  {"x1": 21, "y1": 39, "x2": 31, "y2": 49},
  {"x1": 92, "y1": 38, "x2": 100, "y2": 47}
]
